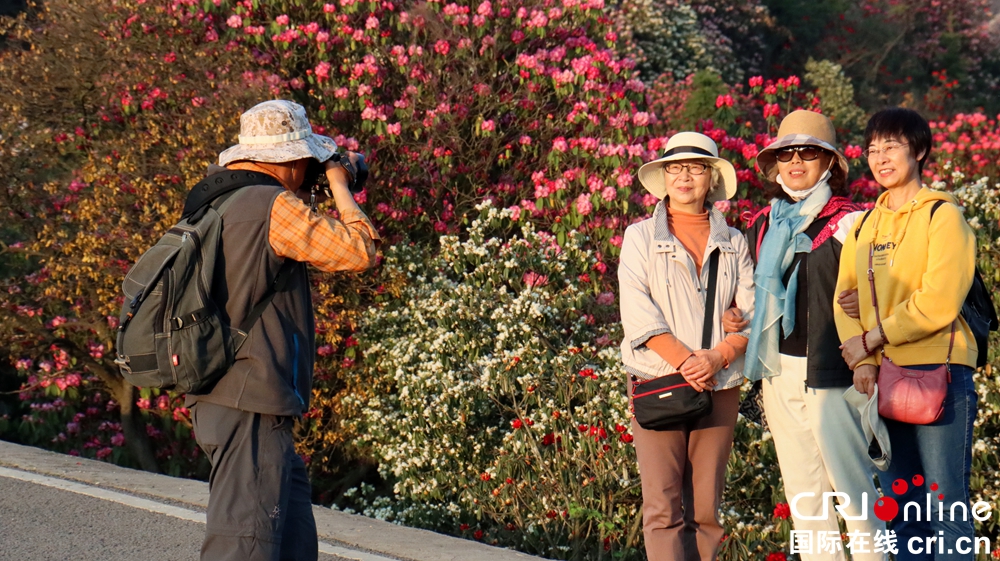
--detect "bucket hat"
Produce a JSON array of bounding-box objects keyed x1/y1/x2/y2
[
  {"x1": 755, "y1": 110, "x2": 849, "y2": 185},
  {"x1": 843, "y1": 385, "x2": 891, "y2": 471},
  {"x1": 636, "y1": 132, "x2": 737, "y2": 203},
  {"x1": 218, "y1": 100, "x2": 337, "y2": 166}
]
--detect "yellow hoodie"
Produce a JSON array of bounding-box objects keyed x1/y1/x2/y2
[{"x1": 834, "y1": 187, "x2": 978, "y2": 368}]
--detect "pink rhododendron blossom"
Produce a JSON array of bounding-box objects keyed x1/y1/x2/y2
[
  {"x1": 642, "y1": 193, "x2": 659, "y2": 207},
  {"x1": 111, "y1": 433, "x2": 125, "y2": 447},
  {"x1": 844, "y1": 145, "x2": 863, "y2": 159},
  {"x1": 226, "y1": 15, "x2": 242, "y2": 28},
  {"x1": 601, "y1": 186, "x2": 617, "y2": 202},
  {"x1": 275, "y1": 14, "x2": 290, "y2": 25},
  {"x1": 596, "y1": 292, "x2": 615, "y2": 305},
  {"x1": 714, "y1": 200, "x2": 732, "y2": 213},
  {"x1": 156, "y1": 395, "x2": 170, "y2": 410},
  {"x1": 523, "y1": 271, "x2": 549, "y2": 288},
  {"x1": 481, "y1": 119, "x2": 495, "y2": 132},
  {"x1": 575, "y1": 193, "x2": 593, "y2": 216}
]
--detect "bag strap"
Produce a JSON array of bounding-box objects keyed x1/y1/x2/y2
[
  {"x1": 183, "y1": 169, "x2": 292, "y2": 352},
  {"x1": 854, "y1": 208, "x2": 874, "y2": 241},
  {"x1": 233, "y1": 259, "x2": 298, "y2": 353},
  {"x1": 182, "y1": 170, "x2": 283, "y2": 222},
  {"x1": 702, "y1": 248, "x2": 721, "y2": 350},
  {"x1": 867, "y1": 243, "x2": 954, "y2": 365}
]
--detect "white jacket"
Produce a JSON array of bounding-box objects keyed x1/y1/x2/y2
[{"x1": 618, "y1": 202, "x2": 755, "y2": 390}]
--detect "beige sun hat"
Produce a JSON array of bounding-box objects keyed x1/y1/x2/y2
[
  {"x1": 636, "y1": 132, "x2": 737, "y2": 203},
  {"x1": 755, "y1": 110, "x2": 849, "y2": 184},
  {"x1": 218, "y1": 100, "x2": 337, "y2": 166}
]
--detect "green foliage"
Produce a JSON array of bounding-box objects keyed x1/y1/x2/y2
[
  {"x1": 803, "y1": 58, "x2": 867, "y2": 141},
  {"x1": 682, "y1": 70, "x2": 731, "y2": 129}
]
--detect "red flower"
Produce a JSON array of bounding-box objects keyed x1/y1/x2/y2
[
  {"x1": 511, "y1": 419, "x2": 523, "y2": 429},
  {"x1": 541, "y1": 433, "x2": 555, "y2": 446},
  {"x1": 546, "y1": 510, "x2": 557, "y2": 519},
  {"x1": 766, "y1": 553, "x2": 786, "y2": 561},
  {"x1": 619, "y1": 433, "x2": 634, "y2": 443},
  {"x1": 480, "y1": 472, "x2": 491, "y2": 482},
  {"x1": 473, "y1": 530, "x2": 483, "y2": 540},
  {"x1": 459, "y1": 523, "x2": 469, "y2": 531},
  {"x1": 773, "y1": 502, "x2": 791, "y2": 520}
]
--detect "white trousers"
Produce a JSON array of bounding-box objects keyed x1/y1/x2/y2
[{"x1": 762, "y1": 354, "x2": 887, "y2": 561}]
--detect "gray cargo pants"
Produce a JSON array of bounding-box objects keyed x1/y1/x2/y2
[{"x1": 192, "y1": 401, "x2": 318, "y2": 561}]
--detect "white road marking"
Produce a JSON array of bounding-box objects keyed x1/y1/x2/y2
[{"x1": 0, "y1": 466, "x2": 398, "y2": 561}]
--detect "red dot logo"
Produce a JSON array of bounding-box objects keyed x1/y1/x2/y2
[
  {"x1": 938, "y1": 494, "x2": 945, "y2": 500},
  {"x1": 912, "y1": 474, "x2": 925, "y2": 486},
  {"x1": 891, "y1": 479, "x2": 909, "y2": 495},
  {"x1": 874, "y1": 497, "x2": 899, "y2": 521},
  {"x1": 930, "y1": 482, "x2": 939, "y2": 491}
]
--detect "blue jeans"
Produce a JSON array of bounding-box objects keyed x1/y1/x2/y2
[{"x1": 881, "y1": 364, "x2": 977, "y2": 560}]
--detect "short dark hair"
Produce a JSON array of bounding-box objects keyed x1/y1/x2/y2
[{"x1": 863, "y1": 107, "x2": 932, "y2": 173}]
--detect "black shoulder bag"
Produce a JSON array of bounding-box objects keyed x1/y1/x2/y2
[{"x1": 630, "y1": 249, "x2": 720, "y2": 431}]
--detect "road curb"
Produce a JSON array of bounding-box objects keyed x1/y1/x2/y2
[{"x1": 0, "y1": 440, "x2": 547, "y2": 561}]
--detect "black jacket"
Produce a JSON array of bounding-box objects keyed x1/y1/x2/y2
[{"x1": 745, "y1": 202, "x2": 860, "y2": 388}]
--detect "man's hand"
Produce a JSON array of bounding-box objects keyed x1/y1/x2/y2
[
  {"x1": 722, "y1": 307, "x2": 749, "y2": 333},
  {"x1": 324, "y1": 152, "x2": 367, "y2": 212},
  {"x1": 325, "y1": 151, "x2": 364, "y2": 193},
  {"x1": 853, "y1": 363, "x2": 879, "y2": 399},
  {"x1": 679, "y1": 350, "x2": 725, "y2": 392},
  {"x1": 838, "y1": 289, "x2": 861, "y2": 319}
]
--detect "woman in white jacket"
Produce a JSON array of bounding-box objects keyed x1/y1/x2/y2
[{"x1": 619, "y1": 132, "x2": 754, "y2": 561}]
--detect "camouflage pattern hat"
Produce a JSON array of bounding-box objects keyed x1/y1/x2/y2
[{"x1": 218, "y1": 100, "x2": 337, "y2": 166}]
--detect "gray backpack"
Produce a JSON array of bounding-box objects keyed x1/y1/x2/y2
[{"x1": 114, "y1": 171, "x2": 293, "y2": 392}]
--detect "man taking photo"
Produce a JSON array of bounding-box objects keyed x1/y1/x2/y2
[{"x1": 186, "y1": 99, "x2": 379, "y2": 561}]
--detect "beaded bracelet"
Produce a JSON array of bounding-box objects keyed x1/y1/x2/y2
[{"x1": 861, "y1": 330, "x2": 872, "y2": 356}]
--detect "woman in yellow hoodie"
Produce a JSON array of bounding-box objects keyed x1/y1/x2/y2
[{"x1": 834, "y1": 107, "x2": 978, "y2": 561}]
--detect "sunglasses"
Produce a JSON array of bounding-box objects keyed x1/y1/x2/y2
[{"x1": 775, "y1": 146, "x2": 824, "y2": 162}]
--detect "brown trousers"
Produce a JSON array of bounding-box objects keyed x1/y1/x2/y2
[{"x1": 632, "y1": 386, "x2": 740, "y2": 561}]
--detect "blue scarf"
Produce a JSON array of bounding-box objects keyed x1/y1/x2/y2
[{"x1": 745, "y1": 180, "x2": 831, "y2": 380}]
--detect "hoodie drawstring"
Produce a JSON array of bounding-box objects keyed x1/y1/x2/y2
[{"x1": 871, "y1": 198, "x2": 919, "y2": 267}]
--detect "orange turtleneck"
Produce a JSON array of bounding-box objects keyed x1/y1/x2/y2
[{"x1": 644, "y1": 207, "x2": 748, "y2": 371}]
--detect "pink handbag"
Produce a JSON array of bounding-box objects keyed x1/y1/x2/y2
[{"x1": 867, "y1": 244, "x2": 954, "y2": 425}]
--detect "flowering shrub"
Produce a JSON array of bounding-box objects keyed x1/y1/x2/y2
[
  {"x1": 1, "y1": 0, "x2": 1000, "y2": 558},
  {"x1": 342, "y1": 202, "x2": 642, "y2": 558}
]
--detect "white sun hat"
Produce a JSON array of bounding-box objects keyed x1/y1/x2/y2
[
  {"x1": 636, "y1": 131, "x2": 738, "y2": 203},
  {"x1": 218, "y1": 100, "x2": 338, "y2": 166}
]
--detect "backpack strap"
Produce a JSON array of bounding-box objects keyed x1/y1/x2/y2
[
  {"x1": 232, "y1": 258, "x2": 298, "y2": 353},
  {"x1": 183, "y1": 170, "x2": 283, "y2": 223},
  {"x1": 183, "y1": 169, "x2": 292, "y2": 352},
  {"x1": 853, "y1": 208, "x2": 874, "y2": 241},
  {"x1": 930, "y1": 199, "x2": 946, "y2": 219}
]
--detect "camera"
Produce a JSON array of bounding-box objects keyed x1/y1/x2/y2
[{"x1": 302, "y1": 152, "x2": 369, "y2": 198}]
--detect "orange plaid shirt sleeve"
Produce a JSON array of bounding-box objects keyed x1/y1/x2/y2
[{"x1": 268, "y1": 191, "x2": 380, "y2": 273}]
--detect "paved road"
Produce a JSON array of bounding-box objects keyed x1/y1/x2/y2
[
  {"x1": 0, "y1": 440, "x2": 546, "y2": 561},
  {"x1": 0, "y1": 470, "x2": 358, "y2": 561}
]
